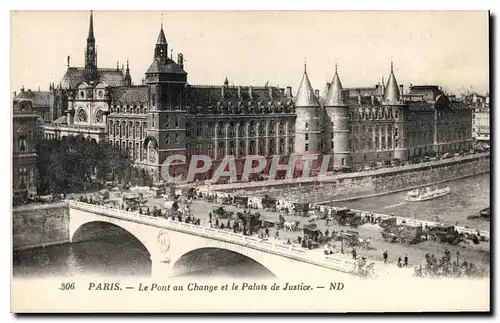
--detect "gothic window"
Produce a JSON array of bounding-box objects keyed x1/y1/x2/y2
[
  {"x1": 239, "y1": 122, "x2": 245, "y2": 137},
  {"x1": 229, "y1": 122, "x2": 234, "y2": 137},
  {"x1": 239, "y1": 140, "x2": 245, "y2": 156},
  {"x1": 186, "y1": 122, "x2": 191, "y2": 137},
  {"x1": 136, "y1": 143, "x2": 140, "y2": 160},
  {"x1": 98, "y1": 90, "x2": 103, "y2": 97},
  {"x1": 143, "y1": 122, "x2": 147, "y2": 137},
  {"x1": 305, "y1": 134, "x2": 309, "y2": 141},
  {"x1": 77, "y1": 109, "x2": 87, "y2": 122},
  {"x1": 279, "y1": 139, "x2": 285, "y2": 154},
  {"x1": 269, "y1": 139, "x2": 275, "y2": 154},
  {"x1": 19, "y1": 135, "x2": 27, "y2": 152},
  {"x1": 136, "y1": 122, "x2": 140, "y2": 138},
  {"x1": 109, "y1": 121, "x2": 114, "y2": 136},
  {"x1": 249, "y1": 140, "x2": 256, "y2": 155},
  {"x1": 175, "y1": 116, "x2": 179, "y2": 128},
  {"x1": 80, "y1": 91, "x2": 84, "y2": 98},
  {"x1": 269, "y1": 120, "x2": 275, "y2": 134},
  {"x1": 165, "y1": 117, "x2": 170, "y2": 128},
  {"x1": 259, "y1": 122, "x2": 265, "y2": 136},
  {"x1": 217, "y1": 122, "x2": 224, "y2": 136},
  {"x1": 208, "y1": 122, "x2": 214, "y2": 137},
  {"x1": 305, "y1": 143, "x2": 309, "y2": 151},
  {"x1": 129, "y1": 121, "x2": 133, "y2": 138},
  {"x1": 395, "y1": 111, "x2": 399, "y2": 119},
  {"x1": 229, "y1": 141, "x2": 235, "y2": 155},
  {"x1": 208, "y1": 142, "x2": 214, "y2": 158},
  {"x1": 279, "y1": 121, "x2": 285, "y2": 135},
  {"x1": 289, "y1": 137, "x2": 294, "y2": 151},
  {"x1": 305, "y1": 122, "x2": 309, "y2": 129},
  {"x1": 259, "y1": 139, "x2": 265, "y2": 155},
  {"x1": 331, "y1": 132, "x2": 334, "y2": 139},
  {"x1": 175, "y1": 133, "x2": 180, "y2": 144},
  {"x1": 166, "y1": 134, "x2": 170, "y2": 144},
  {"x1": 196, "y1": 122, "x2": 202, "y2": 137},
  {"x1": 249, "y1": 121, "x2": 255, "y2": 136}
]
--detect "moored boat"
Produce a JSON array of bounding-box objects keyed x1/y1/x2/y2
[{"x1": 406, "y1": 186, "x2": 450, "y2": 202}]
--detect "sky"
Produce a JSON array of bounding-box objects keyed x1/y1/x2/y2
[{"x1": 11, "y1": 10, "x2": 489, "y2": 96}]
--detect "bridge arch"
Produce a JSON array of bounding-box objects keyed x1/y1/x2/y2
[
  {"x1": 172, "y1": 247, "x2": 275, "y2": 278},
  {"x1": 71, "y1": 221, "x2": 153, "y2": 257},
  {"x1": 69, "y1": 212, "x2": 167, "y2": 261}
]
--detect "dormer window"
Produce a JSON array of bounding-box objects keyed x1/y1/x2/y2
[
  {"x1": 98, "y1": 90, "x2": 103, "y2": 97},
  {"x1": 80, "y1": 91, "x2": 84, "y2": 98}
]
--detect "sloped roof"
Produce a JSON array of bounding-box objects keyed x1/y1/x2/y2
[
  {"x1": 146, "y1": 58, "x2": 186, "y2": 74},
  {"x1": 16, "y1": 90, "x2": 51, "y2": 108},
  {"x1": 60, "y1": 67, "x2": 126, "y2": 89},
  {"x1": 383, "y1": 63, "x2": 400, "y2": 104},
  {"x1": 157, "y1": 26, "x2": 167, "y2": 45},
  {"x1": 53, "y1": 116, "x2": 67, "y2": 124},
  {"x1": 294, "y1": 67, "x2": 319, "y2": 108},
  {"x1": 324, "y1": 67, "x2": 345, "y2": 106},
  {"x1": 110, "y1": 86, "x2": 148, "y2": 104}
]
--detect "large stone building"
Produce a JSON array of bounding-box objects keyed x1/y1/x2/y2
[
  {"x1": 469, "y1": 93, "x2": 490, "y2": 144},
  {"x1": 12, "y1": 98, "x2": 42, "y2": 203},
  {"x1": 32, "y1": 11, "x2": 473, "y2": 183}
]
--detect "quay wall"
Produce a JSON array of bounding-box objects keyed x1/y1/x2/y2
[
  {"x1": 13, "y1": 202, "x2": 70, "y2": 251},
  {"x1": 212, "y1": 154, "x2": 490, "y2": 204}
]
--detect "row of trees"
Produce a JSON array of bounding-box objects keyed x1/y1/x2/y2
[
  {"x1": 36, "y1": 135, "x2": 153, "y2": 195},
  {"x1": 414, "y1": 250, "x2": 489, "y2": 278}
]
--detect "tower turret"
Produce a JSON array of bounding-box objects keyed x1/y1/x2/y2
[
  {"x1": 124, "y1": 59, "x2": 132, "y2": 86},
  {"x1": 324, "y1": 64, "x2": 350, "y2": 169},
  {"x1": 294, "y1": 62, "x2": 322, "y2": 155}
]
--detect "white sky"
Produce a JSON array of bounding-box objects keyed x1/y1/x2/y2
[{"x1": 11, "y1": 10, "x2": 489, "y2": 95}]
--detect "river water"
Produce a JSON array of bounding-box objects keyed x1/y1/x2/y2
[
  {"x1": 328, "y1": 173, "x2": 491, "y2": 230},
  {"x1": 13, "y1": 173, "x2": 490, "y2": 279}
]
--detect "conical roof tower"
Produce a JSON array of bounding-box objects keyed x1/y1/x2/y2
[
  {"x1": 295, "y1": 63, "x2": 319, "y2": 107},
  {"x1": 383, "y1": 61, "x2": 400, "y2": 104},
  {"x1": 324, "y1": 64, "x2": 345, "y2": 106}
]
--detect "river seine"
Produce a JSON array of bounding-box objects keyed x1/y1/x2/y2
[{"x1": 13, "y1": 173, "x2": 490, "y2": 278}]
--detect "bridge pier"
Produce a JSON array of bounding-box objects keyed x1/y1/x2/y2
[{"x1": 150, "y1": 256, "x2": 174, "y2": 278}]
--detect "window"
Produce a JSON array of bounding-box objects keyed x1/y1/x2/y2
[
  {"x1": 305, "y1": 134, "x2": 309, "y2": 141},
  {"x1": 152, "y1": 119, "x2": 155, "y2": 128},
  {"x1": 305, "y1": 122, "x2": 309, "y2": 129},
  {"x1": 165, "y1": 118, "x2": 170, "y2": 128},
  {"x1": 80, "y1": 91, "x2": 84, "y2": 98},
  {"x1": 95, "y1": 110, "x2": 104, "y2": 123},
  {"x1": 175, "y1": 133, "x2": 180, "y2": 144},
  {"x1": 331, "y1": 142, "x2": 334, "y2": 149},
  {"x1": 175, "y1": 116, "x2": 179, "y2": 128},
  {"x1": 196, "y1": 122, "x2": 202, "y2": 137},
  {"x1": 305, "y1": 143, "x2": 309, "y2": 151},
  {"x1": 331, "y1": 132, "x2": 334, "y2": 139},
  {"x1": 77, "y1": 109, "x2": 87, "y2": 122},
  {"x1": 165, "y1": 134, "x2": 170, "y2": 144},
  {"x1": 19, "y1": 135, "x2": 27, "y2": 152},
  {"x1": 98, "y1": 90, "x2": 103, "y2": 97}
]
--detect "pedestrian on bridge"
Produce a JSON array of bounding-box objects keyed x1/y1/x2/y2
[
  {"x1": 404, "y1": 254, "x2": 409, "y2": 267},
  {"x1": 383, "y1": 250, "x2": 388, "y2": 263}
]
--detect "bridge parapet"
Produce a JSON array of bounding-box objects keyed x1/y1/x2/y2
[
  {"x1": 68, "y1": 201, "x2": 361, "y2": 276},
  {"x1": 349, "y1": 209, "x2": 490, "y2": 238}
]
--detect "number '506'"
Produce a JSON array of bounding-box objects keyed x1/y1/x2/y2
[{"x1": 60, "y1": 283, "x2": 75, "y2": 290}]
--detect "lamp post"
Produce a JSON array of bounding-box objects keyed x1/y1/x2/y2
[{"x1": 456, "y1": 251, "x2": 460, "y2": 266}]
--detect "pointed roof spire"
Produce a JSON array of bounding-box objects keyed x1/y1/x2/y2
[
  {"x1": 157, "y1": 16, "x2": 167, "y2": 45},
  {"x1": 384, "y1": 59, "x2": 400, "y2": 104},
  {"x1": 88, "y1": 10, "x2": 94, "y2": 40},
  {"x1": 126, "y1": 59, "x2": 130, "y2": 72},
  {"x1": 295, "y1": 62, "x2": 319, "y2": 107},
  {"x1": 324, "y1": 64, "x2": 345, "y2": 106},
  {"x1": 224, "y1": 76, "x2": 229, "y2": 86}
]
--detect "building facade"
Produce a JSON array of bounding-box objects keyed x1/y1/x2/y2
[
  {"x1": 469, "y1": 93, "x2": 490, "y2": 143},
  {"x1": 30, "y1": 11, "x2": 473, "y2": 183},
  {"x1": 13, "y1": 98, "x2": 42, "y2": 203}
]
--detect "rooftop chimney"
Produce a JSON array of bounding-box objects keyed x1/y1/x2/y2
[
  {"x1": 286, "y1": 86, "x2": 292, "y2": 97},
  {"x1": 314, "y1": 89, "x2": 320, "y2": 98},
  {"x1": 399, "y1": 85, "x2": 404, "y2": 96}
]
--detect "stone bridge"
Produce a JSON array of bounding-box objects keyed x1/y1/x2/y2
[{"x1": 68, "y1": 201, "x2": 360, "y2": 279}]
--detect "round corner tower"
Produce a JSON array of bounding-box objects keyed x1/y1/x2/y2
[
  {"x1": 294, "y1": 64, "x2": 322, "y2": 156},
  {"x1": 324, "y1": 65, "x2": 350, "y2": 169},
  {"x1": 383, "y1": 61, "x2": 407, "y2": 161}
]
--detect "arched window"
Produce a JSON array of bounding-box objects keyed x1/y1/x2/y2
[
  {"x1": 174, "y1": 116, "x2": 179, "y2": 128},
  {"x1": 175, "y1": 134, "x2": 180, "y2": 144},
  {"x1": 77, "y1": 109, "x2": 87, "y2": 122},
  {"x1": 95, "y1": 110, "x2": 104, "y2": 123}
]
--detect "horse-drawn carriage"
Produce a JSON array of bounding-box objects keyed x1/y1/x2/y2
[
  {"x1": 334, "y1": 208, "x2": 365, "y2": 227},
  {"x1": 379, "y1": 217, "x2": 427, "y2": 244},
  {"x1": 335, "y1": 230, "x2": 371, "y2": 248},
  {"x1": 213, "y1": 206, "x2": 234, "y2": 219},
  {"x1": 283, "y1": 220, "x2": 300, "y2": 231}
]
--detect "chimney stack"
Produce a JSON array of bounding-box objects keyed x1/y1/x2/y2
[
  {"x1": 286, "y1": 86, "x2": 292, "y2": 97},
  {"x1": 314, "y1": 89, "x2": 320, "y2": 98},
  {"x1": 399, "y1": 84, "x2": 404, "y2": 95}
]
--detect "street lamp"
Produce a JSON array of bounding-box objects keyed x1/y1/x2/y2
[{"x1": 456, "y1": 251, "x2": 460, "y2": 266}]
